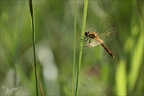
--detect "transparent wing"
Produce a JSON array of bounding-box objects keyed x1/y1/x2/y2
[
  {"x1": 99, "y1": 28, "x2": 116, "y2": 41},
  {"x1": 86, "y1": 38, "x2": 104, "y2": 47}
]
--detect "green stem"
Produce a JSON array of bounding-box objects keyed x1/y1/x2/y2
[
  {"x1": 72, "y1": 0, "x2": 77, "y2": 95},
  {"x1": 29, "y1": 0, "x2": 38, "y2": 96},
  {"x1": 75, "y1": 0, "x2": 88, "y2": 95}
]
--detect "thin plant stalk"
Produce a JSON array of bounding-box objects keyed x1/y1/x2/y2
[
  {"x1": 29, "y1": 0, "x2": 38, "y2": 96},
  {"x1": 72, "y1": 0, "x2": 77, "y2": 95},
  {"x1": 31, "y1": 61, "x2": 44, "y2": 96},
  {"x1": 75, "y1": 0, "x2": 88, "y2": 95}
]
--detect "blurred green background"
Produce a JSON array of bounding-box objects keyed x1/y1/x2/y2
[{"x1": 0, "y1": 0, "x2": 143, "y2": 96}]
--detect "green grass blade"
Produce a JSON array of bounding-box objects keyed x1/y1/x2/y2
[
  {"x1": 31, "y1": 61, "x2": 44, "y2": 96},
  {"x1": 72, "y1": 0, "x2": 77, "y2": 95},
  {"x1": 116, "y1": 60, "x2": 127, "y2": 96},
  {"x1": 75, "y1": 0, "x2": 89, "y2": 95},
  {"x1": 29, "y1": 0, "x2": 38, "y2": 96}
]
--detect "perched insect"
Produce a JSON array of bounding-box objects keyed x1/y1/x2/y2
[{"x1": 84, "y1": 28, "x2": 115, "y2": 58}]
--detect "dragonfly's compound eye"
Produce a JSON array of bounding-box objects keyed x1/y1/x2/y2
[{"x1": 85, "y1": 31, "x2": 89, "y2": 36}]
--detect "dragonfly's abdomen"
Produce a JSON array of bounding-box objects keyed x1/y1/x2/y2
[{"x1": 101, "y1": 43, "x2": 114, "y2": 58}]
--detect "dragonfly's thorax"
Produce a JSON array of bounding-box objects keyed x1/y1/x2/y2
[{"x1": 88, "y1": 32, "x2": 99, "y2": 39}]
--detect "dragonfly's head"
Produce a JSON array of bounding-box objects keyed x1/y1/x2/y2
[{"x1": 85, "y1": 31, "x2": 89, "y2": 37}]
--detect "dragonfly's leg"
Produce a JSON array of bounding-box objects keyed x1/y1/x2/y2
[
  {"x1": 84, "y1": 37, "x2": 89, "y2": 42},
  {"x1": 88, "y1": 39, "x2": 92, "y2": 44},
  {"x1": 80, "y1": 35, "x2": 85, "y2": 42},
  {"x1": 80, "y1": 39, "x2": 84, "y2": 42},
  {"x1": 83, "y1": 45, "x2": 88, "y2": 47}
]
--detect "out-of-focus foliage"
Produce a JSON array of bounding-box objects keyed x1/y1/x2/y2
[{"x1": 0, "y1": 0, "x2": 143, "y2": 96}]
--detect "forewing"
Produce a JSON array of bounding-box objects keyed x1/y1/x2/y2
[{"x1": 99, "y1": 28, "x2": 116, "y2": 41}]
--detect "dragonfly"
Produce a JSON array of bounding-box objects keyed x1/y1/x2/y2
[{"x1": 84, "y1": 28, "x2": 115, "y2": 58}]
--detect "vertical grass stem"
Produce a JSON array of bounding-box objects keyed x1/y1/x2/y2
[
  {"x1": 75, "y1": 0, "x2": 88, "y2": 95},
  {"x1": 29, "y1": 0, "x2": 38, "y2": 96}
]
